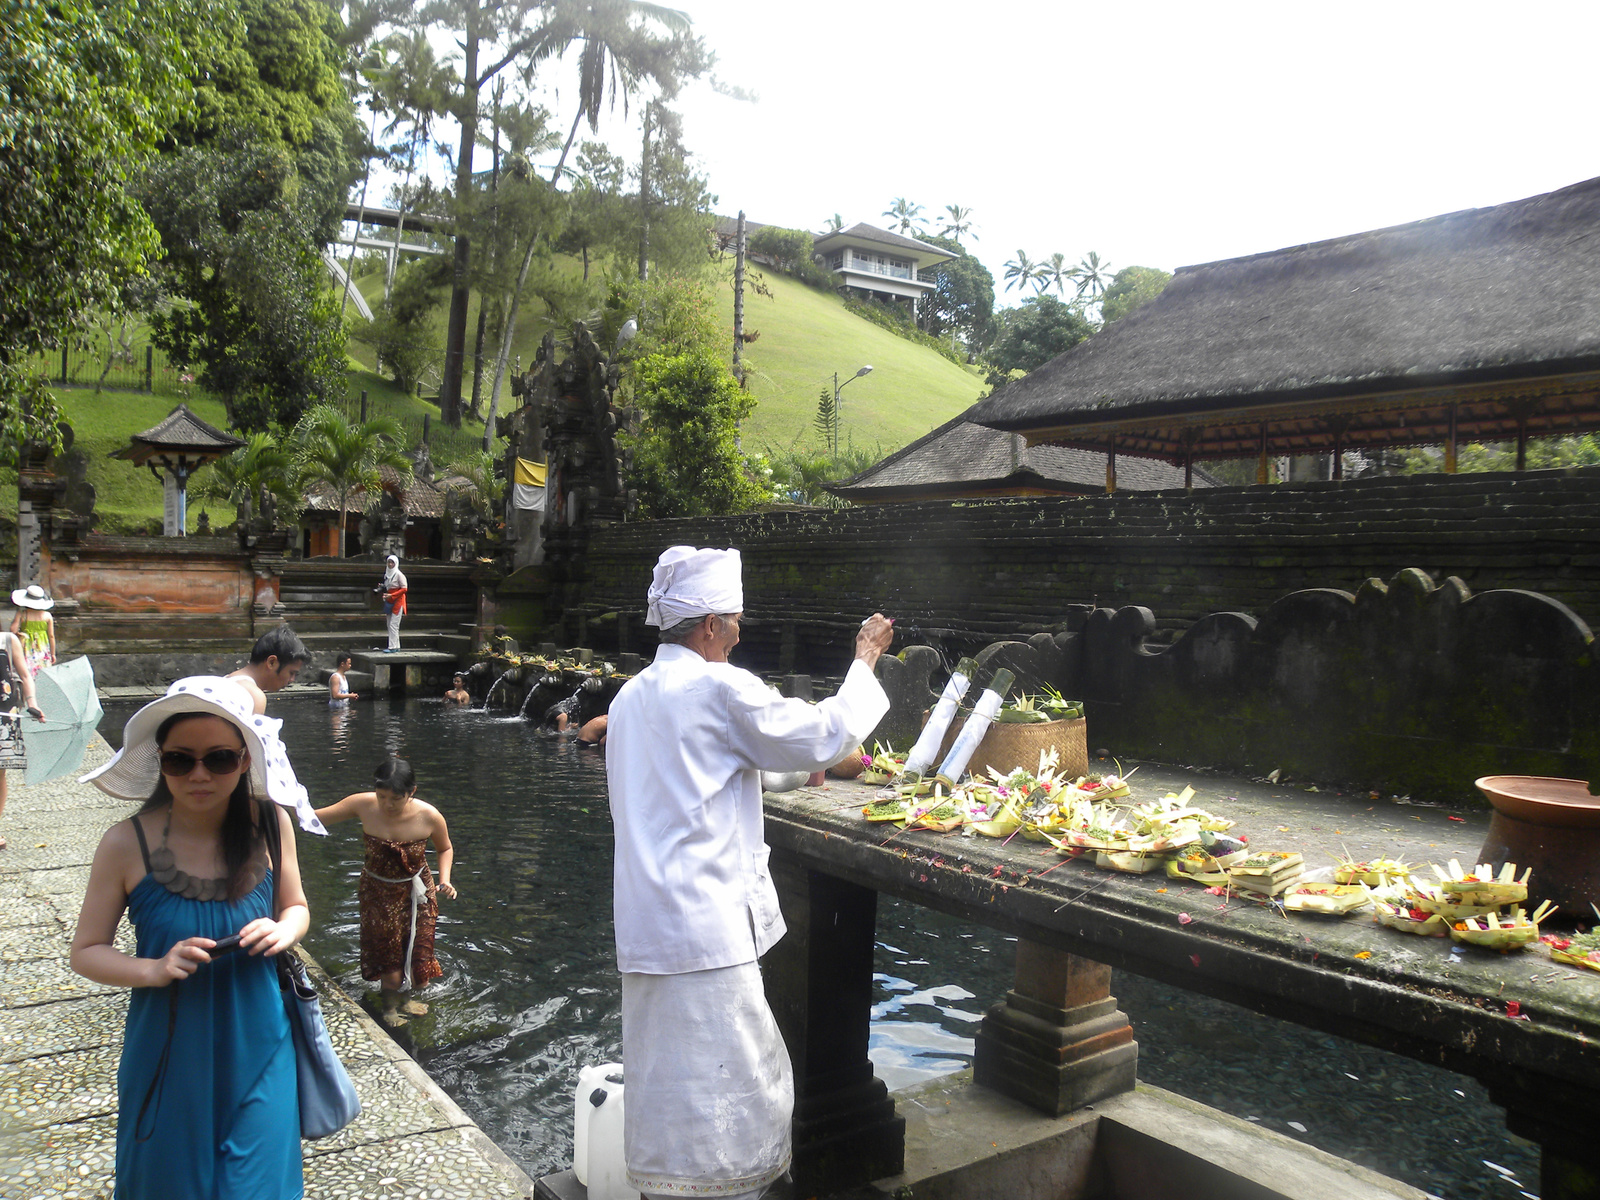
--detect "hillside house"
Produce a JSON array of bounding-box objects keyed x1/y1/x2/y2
[{"x1": 813, "y1": 223, "x2": 954, "y2": 310}]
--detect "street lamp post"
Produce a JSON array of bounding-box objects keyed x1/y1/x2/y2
[{"x1": 832, "y1": 365, "x2": 873, "y2": 458}]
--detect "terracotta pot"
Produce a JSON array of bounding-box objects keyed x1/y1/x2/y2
[{"x1": 1474, "y1": 776, "x2": 1600, "y2": 919}]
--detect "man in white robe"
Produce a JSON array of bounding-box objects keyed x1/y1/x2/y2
[{"x1": 607, "y1": 545, "x2": 892, "y2": 1200}]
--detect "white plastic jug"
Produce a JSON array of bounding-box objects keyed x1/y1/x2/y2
[{"x1": 573, "y1": 1062, "x2": 636, "y2": 1200}]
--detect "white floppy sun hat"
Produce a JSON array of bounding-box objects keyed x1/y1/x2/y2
[
  {"x1": 11, "y1": 584, "x2": 53, "y2": 610},
  {"x1": 81, "y1": 677, "x2": 294, "y2": 812}
]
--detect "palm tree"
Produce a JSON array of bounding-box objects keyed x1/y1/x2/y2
[
  {"x1": 484, "y1": 0, "x2": 698, "y2": 449},
  {"x1": 294, "y1": 405, "x2": 414, "y2": 558},
  {"x1": 196, "y1": 433, "x2": 303, "y2": 529},
  {"x1": 939, "y1": 205, "x2": 976, "y2": 244},
  {"x1": 529, "y1": 0, "x2": 696, "y2": 185},
  {"x1": 883, "y1": 198, "x2": 925, "y2": 236},
  {"x1": 374, "y1": 31, "x2": 454, "y2": 302},
  {"x1": 1003, "y1": 251, "x2": 1043, "y2": 293},
  {"x1": 823, "y1": 213, "x2": 844, "y2": 233},
  {"x1": 1043, "y1": 253, "x2": 1071, "y2": 296},
  {"x1": 1071, "y1": 251, "x2": 1114, "y2": 303}
]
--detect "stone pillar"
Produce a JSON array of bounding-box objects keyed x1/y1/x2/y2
[
  {"x1": 972, "y1": 941, "x2": 1137, "y2": 1117},
  {"x1": 764, "y1": 850, "x2": 903, "y2": 1195},
  {"x1": 779, "y1": 674, "x2": 813, "y2": 701}
]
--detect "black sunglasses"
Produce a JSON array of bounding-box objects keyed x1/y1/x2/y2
[{"x1": 158, "y1": 748, "x2": 247, "y2": 777}]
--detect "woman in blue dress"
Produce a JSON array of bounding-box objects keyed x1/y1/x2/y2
[{"x1": 71, "y1": 676, "x2": 311, "y2": 1200}]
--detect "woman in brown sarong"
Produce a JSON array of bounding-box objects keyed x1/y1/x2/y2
[{"x1": 316, "y1": 758, "x2": 455, "y2": 1021}]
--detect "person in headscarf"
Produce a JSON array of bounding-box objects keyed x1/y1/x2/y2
[
  {"x1": 606, "y1": 545, "x2": 893, "y2": 1200},
  {"x1": 378, "y1": 555, "x2": 407, "y2": 652}
]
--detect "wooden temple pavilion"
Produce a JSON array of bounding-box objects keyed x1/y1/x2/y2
[
  {"x1": 110, "y1": 403, "x2": 245, "y2": 535},
  {"x1": 967, "y1": 176, "x2": 1600, "y2": 487},
  {"x1": 825, "y1": 413, "x2": 1211, "y2": 503}
]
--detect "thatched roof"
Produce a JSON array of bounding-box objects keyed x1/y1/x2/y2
[
  {"x1": 969, "y1": 176, "x2": 1600, "y2": 459},
  {"x1": 827, "y1": 414, "x2": 1211, "y2": 502}
]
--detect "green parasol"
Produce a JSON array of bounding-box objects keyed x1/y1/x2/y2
[{"x1": 25, "y1": 656, "x2": 105, "y2": 785}]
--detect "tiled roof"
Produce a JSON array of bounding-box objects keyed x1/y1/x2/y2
[
  {"x1": 301, "y1": 466, "x2": 478, "y2": 519},
  {"x1": 813, "y1": 223, "x2": 955, "y2": 262},
  {"x1": 111, "y1": 404, "x2": 245, "y2": 462}
]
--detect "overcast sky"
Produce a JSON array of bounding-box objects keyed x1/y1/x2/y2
[{"x1": 509, "y1": 0, "x2": 1596, "y2": 303}]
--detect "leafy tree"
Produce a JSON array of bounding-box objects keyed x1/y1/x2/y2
[
  {"x1": 293, "y1": 404, "x2": 414, "y2": 557},
  {"x1": 369, "y1": 28, "x2": 455, "y2": 299},
  {"x1": 985, "y1": 294, "x2": 1095, "y2": 378},
  {"x1": 915, "y1": 234, "x2": 995, "y2": 351},
  {"x1": 174, "y1": 0, "x2": 361, "y2": 242},
  {"x1": 883, "y1": 198, "x2": 926, "y2": 236},
  {"x1": 938, "y1": 205, "x2": 977, "y2": 244},
  {"x1": 625, "y1": 349, "x2": 762, "y2": 518},
  {"x1": 1002, "y1": 250, "x2": 1043, "y2": 294},
  {"x1": 1100, "y1": 265, "x2": 1173, "y2": 324},
  {"x1": 353, "y1": 258, "x2": 450, "y2": 395},
  {"x1": 140, "y1": 134, "x2": 348, "y2": 431},
  {"x1": 0, "y1": 0, "x2": 210, "y2": 453}
]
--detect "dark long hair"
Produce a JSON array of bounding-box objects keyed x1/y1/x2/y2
[{"x1": 141, "y1": 713, "x2": 262, "y2": 900}]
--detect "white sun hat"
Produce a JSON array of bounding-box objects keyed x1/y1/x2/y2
[
  {"x1": 11, "y1": 584, "x2": 53, "y2": 610},
  {"x1": 81, "y1": 676, "x2": 324, "y2": 833}
]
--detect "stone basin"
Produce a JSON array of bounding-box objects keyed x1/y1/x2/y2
[{"x1": 1475, "y1": 775, "x2": 1600, "y2": 917}]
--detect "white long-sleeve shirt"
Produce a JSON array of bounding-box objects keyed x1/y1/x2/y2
[{"x1": 607, "y1": 644, "x2": 890, "y2": 975}]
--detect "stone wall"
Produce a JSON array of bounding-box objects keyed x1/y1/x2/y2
[
  {"x1": 562, "y1": 469, "x2": 1600, "y2": 796},
  {"x1": 570, "y1": 467, "x2": 1600, "y2": 678}
]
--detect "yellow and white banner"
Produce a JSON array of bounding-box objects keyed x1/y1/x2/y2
[{"x1": 512, "y1": 458, "x2": 547, "y2": 512}]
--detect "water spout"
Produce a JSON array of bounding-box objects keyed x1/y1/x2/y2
[{"x1": 482, "y1": 670, "x2": 509, "y2": 712}]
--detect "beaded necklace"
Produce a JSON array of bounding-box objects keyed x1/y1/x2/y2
[{"x1": 145, "y1": 807, "x2": 266, "y2": 902}]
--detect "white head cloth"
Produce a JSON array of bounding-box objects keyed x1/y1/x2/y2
[
  {"x1": 645, "y1": 546, "x2": 743, "y2": 628},
  {"x1": 383, "y1": 554, "x2": 406, "y2": 588}
]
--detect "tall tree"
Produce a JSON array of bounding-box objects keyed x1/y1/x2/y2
[
  {"x1": 1070, "y1": 251, "x2": 1114, "y2": 304},
  {"x1": 915, "y1": 234, "x2": 995, "y2": 352},
  {"x1": 426, "y1": 0, "x2": 704, "y2": 428},
  {"x1": 883, "y1": 197, "x2": 925, "y2": 236},
  {"x1": 1002, "y1": 251, "x2": 1043, "y2": 294},
  {"x1": 1042, "y1": 252, "x2": 1072, "y2": 296},
  {"x1": 293, "y1": 405, "x2": 414, "y2": 558},
  {"x1": 0, "y1": 0, "x2": 211, "y2": 451},
  {"x1": 938, "y1": 204, "x2": 976, "y2": 244},
  {"x1": 626, "y1": 348, "x2": 760, "y2": 518},
  {"x1": 141, "y1": 134, "x2": 349, "y2": 430},
  {"x1": 372, "y1": 30, "x2": 454, "y2": 299},
  {"x1": 985, "y1": 294, "x2": 1095, "y2": 378}
]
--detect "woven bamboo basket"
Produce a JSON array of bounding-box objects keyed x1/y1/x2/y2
[{"x1": 938, "y1": 716, "x2": 1088, "y2": 780}]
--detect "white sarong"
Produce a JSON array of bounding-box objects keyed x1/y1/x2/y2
[{"x1": 622, "y1": 962, "x2": 793, "y2": 1198}]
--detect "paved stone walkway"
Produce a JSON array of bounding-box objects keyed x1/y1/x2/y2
[{"x1": 0, "y1": 739, "x2": 537, "y2": 1199}]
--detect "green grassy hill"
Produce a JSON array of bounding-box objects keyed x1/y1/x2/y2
[
  {"x1": 26, "y1": 256, "x2": 983, "y2": 532},
  {"x1": 713, "y1": 270, "x2": 986, "y2": 454}
]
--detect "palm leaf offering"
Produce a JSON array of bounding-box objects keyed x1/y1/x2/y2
[
  {"x1": 1281, "y1": 883, "x2": 1371, "y2": 915},
  {"x1": 1542, "y1": 927, "x2": 1600, "y2": 972},
  {"x1": 1333, "y1": 850, "x2": 1411, "y2": 887},
  {"x1": 1448, "y1": 902, "x2": 1556, "y2": 952},
  {"x1": 1368, "y1": 889, "x2": 1453, "y2": 937},
  {"x1": 1096, "y1": 850, "x2": 1166, "y2": 873},
  {"x1": 861, "y1": 743, "x2": 907, "y2": 785},
  {"x1": 1432, "y1": 859, "x2": 1530, "y2": 905},
  {"x1": 861, "y1": 797, "x2": 911, "y2": 823},
  {"x1": 1227, "y1": 851, "x2": 1305, "y2": 896}
]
